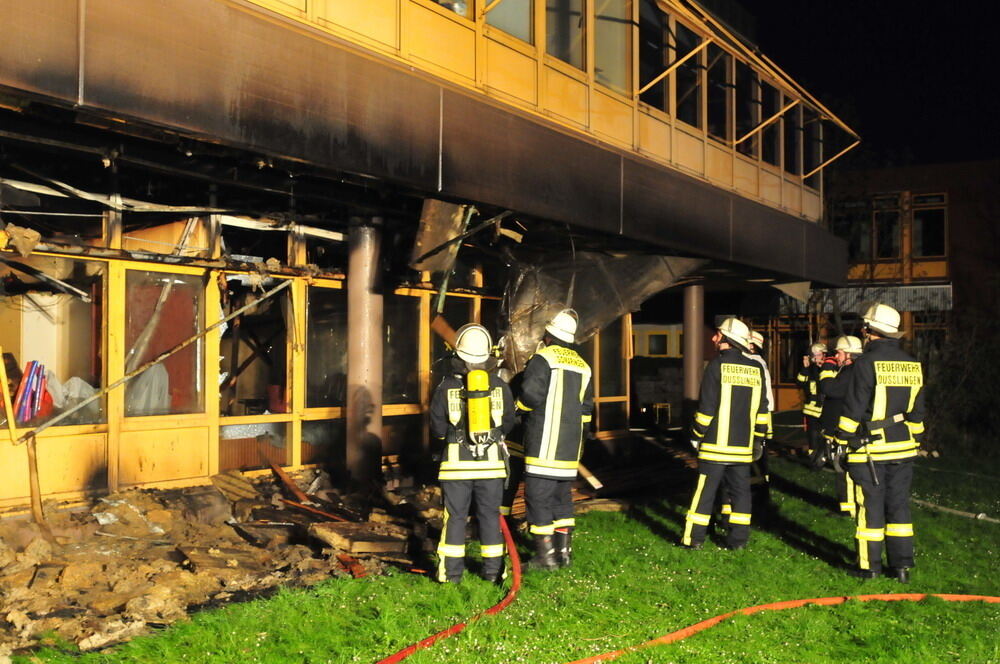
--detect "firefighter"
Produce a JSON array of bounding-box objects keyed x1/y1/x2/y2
[
  {"x1": 682, "y1": 318, "x2": 769, "y2": 550},
  {"x1": 819, "y1": 335, "x2": 863, "y2": 516},
  {"x1": 837, "y1": 304, "x2": 925, "y2": 582},
  {"x1": 517, "y1": 309, "x2": 594, "y2": 570},
  {"x1": 797, "y1": 341, "x2": 828, "y2": 469},
  {"x1": 430, "y1": 324, "x2": 516, "y2": 584}
]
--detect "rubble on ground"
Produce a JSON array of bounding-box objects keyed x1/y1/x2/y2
[{"x1": 0, "y1": 467, "x2": 446, "y2": 655}]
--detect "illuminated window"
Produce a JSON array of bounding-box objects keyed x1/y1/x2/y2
[
  {"x1": 487, "y1": 0, "x2": 533, "y2": 43},
  {"x1": 674, "y1": 23, "x2": 702, "y2": 128},
  {"x1": 638, "y1": 0, "x2": 668, "y2": 111},
  {"x1": 546, "y1": 0, "x2": 585, "y2": 69},
  {"x1": 706, "y1": 44, "x2": 731, "y2": 142},
  {"x1": 595, "y1": 0, "x2": 630, "y2": 94},
  {"x1": 735, "y1": 60, "x2": 758, "y2": 157},
  {"x1": 913, "y1": 207, "x2": 946, "y2": 257}
]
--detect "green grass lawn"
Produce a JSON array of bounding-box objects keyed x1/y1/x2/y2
[{"x1": 21, "y1": 451, "x2": 1000, "y2": 664}]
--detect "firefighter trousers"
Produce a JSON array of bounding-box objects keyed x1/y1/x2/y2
[
  {"x1": 525, "y1": 475, "x2": 574, "y2": 535},
  {"x1": 847, "y1": 460, "x2": 914, "y2": 572},
  {"x1": 437, "y1": 478, "x2": 504, "y2": 582},
  {"x1": 683, "y1": 461, "x2": 751, "y2": 548},
  {"x1": 806, "y1": 416, "x2": 824, "y2": 463},
  {"x1": 500, "y1": 455, "x2": 525, "y2": 517}
]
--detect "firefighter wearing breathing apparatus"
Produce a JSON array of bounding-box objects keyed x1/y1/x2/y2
[
  {"x1": 517, "y1": 309, "x2": 594, "y2": 571},
  {"x1": 430, "y1": 324, "x2": 516, "y2": 584},
  {"x1": 836, "y1": 304, "x2": 925, "y2": 583},
  {"x1": 819, "y1": 335, "x2": 863, "y2": 517},
  {"x1": 682, "y1": 318, "x2": 769, "y2": 551}
]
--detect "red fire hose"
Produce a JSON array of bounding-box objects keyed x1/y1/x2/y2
[
  {"x1": 565, "y1": 593, "x2": 1000, "y2": 664},
  {"x1": 375, "y1": 515, "x2": 523, "y2": 664}
]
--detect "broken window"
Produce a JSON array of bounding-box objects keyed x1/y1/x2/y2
[
  {"x1": 735, "y1": 60, "x2": 758, "y2": 157},
  {"x1": 384, "y1": 293, "x2": 421, "y2": 405},
  {"x1": 219, "y1": 422, "x2": 289, "y2": 471},
  {"x1": 783, "y1": 101, "x2": 801, "y2": 175},
  {"x1": 706, "y1": 44, "x2": 731, "y2": 142},
  {"x1": 306, "y1": 286, "x2": 347, "y2": 408},
  {"x1": 221, "y1": 223, "x2": 287, "y2": 267},
  {"x1": 306, "y1": 236, "x2": 347, "y2": 275},
  {"x1": 0, "y1": 256, "x2": 105, "y2": 426},
  {"x1": 595, "y1": 0, "x2": 630, "y2": 94},
  {"x1": 124, "y1": 270, "x2": 205, "y2": 416},
  {"x1": 487, "y1": 0, "x2": 533, "y2": 43},
  {"x1": 219, "y1": 276, "x2": 291, "y2": 416},
  {"x1": 913, "y1": 207, "x2": 946, "y2": 257},
  {"x1": 674, "y1": 22, "x2": 703, "y2": 129},
  {"x1": 638, "y1": 0, "x2": 668, "y2": 111},
  {"x1": 599, "y1": 317, "x2": 626, "y2": 397},
  {"x1": 761, "y1": 82, "x2": 780, "y2": 166},
  {"x1": 302, "y1": 418, "x2": 347, "y2": 475},
  {"x1": 546, "y1": 0, "x2": 585, "y2": 69}
]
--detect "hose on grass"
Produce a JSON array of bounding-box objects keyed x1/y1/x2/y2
[
  {"x1": 375, "y1": 514, "x2": 523, "y2": 664},
  {"x1": 564, "y1": 593, "x2": 1000, "y2": 664}
]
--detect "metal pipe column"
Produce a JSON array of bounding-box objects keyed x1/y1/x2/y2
[
  {"x1": 683, "y1": 284, "x2": 705, "y2": 404},
  {"x1": 346, "y1": 217, "x2": 384, "y2": 485}
]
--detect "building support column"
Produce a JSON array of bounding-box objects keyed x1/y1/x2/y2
[
  {"x1": 346, "y1": 217, "x2": 383, "y2": 485},
  {"x1": 683, "y1": 284, "x2": 705, "y2": 418}
]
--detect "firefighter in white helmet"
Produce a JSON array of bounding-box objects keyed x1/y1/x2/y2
[
  {"x1": 681, "y1": 318, "x2": 769, "y2": 550},
  {"x1": 429, "y1": 324, "x2": 516, "y2": 583},
  {"x1": 516, "y1": 309, "x2": 594, "y2": 570},
  {"x1": 797, "y1": 340, "x2": 829, "y2": 469},
  {"x1": 819, "y1": 335, "x2": 864, "y2": 516},
  {"x1": 837, "y1": 304, "x2": 925, "y2": 582}
]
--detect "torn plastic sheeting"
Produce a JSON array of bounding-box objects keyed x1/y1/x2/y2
[
  {"x1": 504, "y1": 253, "x2": 704, "y2": 373},
  {"x1": 409, "y1": 199, "x2": 469, "y2": 273}
]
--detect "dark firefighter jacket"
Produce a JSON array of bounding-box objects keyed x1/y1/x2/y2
[
  {"x1": 837, "y1": 338, "x2": 925, "y2": 463},
  {"x1": 819, "y1": 358, "x2": 854, "y2": 434},
  {"x1": 430, "y1": 364, "x2": 516, "y2": 481},
  {"x1": 516, "y1": 342, "x2": 594, "y2": 479},
  {"x1": 796, "y1": 362, "x2": 823, "y2": 418},
  {"x1": 692, "y1": 348, "x2": 769, "y2": 464}
]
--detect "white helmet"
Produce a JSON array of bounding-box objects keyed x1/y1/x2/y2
[
  {"x1": 749, "y1": 330, "x2": 764, "y2": 349},
  {"x1": 835, "y1": 335, "x2": 863, "y2": 354},
  {"x1": 545, "y1": 309, "x2": 578, "y2": 344},
  {"x1": 718, "y1": 317, "x2": 750, "y2": 349},
  {"x1": 454, "y1": 324, "x2": 492, "y2": 364},
  {"x1": 863, "y1": 303, "x2": 901, "y2": 336},
  {"x1": 810, "y1": 342, "x2": 827, "y2": 355}
]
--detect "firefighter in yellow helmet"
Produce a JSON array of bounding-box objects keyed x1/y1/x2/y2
[
  {"x1": 429, "y1": 324, "x2": 516, "y2": 583},
  {"x1": 682, "y1": 318, "x2": 769, "y2": 550},
  {"x1": 837, "y1": 304, "x2": 925, "y2": 582},
  {"x1": 819, "y1": 335, "x2": 863, "y2": 516},
  {"x1": 516, "y1": 309, "x2": 594, "y2": 570},
  {"x1": 797, "y1": 341, "x2": 829, "y2": 469}
]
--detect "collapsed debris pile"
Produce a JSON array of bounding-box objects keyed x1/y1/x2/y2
[{"x1": 0, "y1": 465, "x2": 450, "y2": 656}]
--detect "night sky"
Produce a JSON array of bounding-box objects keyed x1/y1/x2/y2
[{"x1": 747, "y1": 1, "x2": 998, "y2": 167}]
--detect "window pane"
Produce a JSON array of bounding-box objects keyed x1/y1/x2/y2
[
  {"x1": 783, "y1": 101, "x2": 801, "y2": 175},
  {"x1": 735, "y1": 60, "x2": 758, "y2": 157},
  {"x1": 832, "y1": 201, "x2": 872, "y2": 261},
  {"x1": 384, "y1": 294, "x2": 421, "y2": 405},
  {"x1": 761, "y1": 82, "x2": 780, "y2": 166},
  {"x1": 875, "y1": 210, "x2": 901, "y2": 259},
  {"x1": 599, "y1": 319, "x2": 625, "y2": 396},
  {"x1": 302, "y1": 419, "x2": 347, "y2": 476},
  {"x1": 639, "y1": 0, "x2": 668, "y2": 111},
  {"x1": 220, "y1": 277, "x2": 290, "y2": 416},
  {"x1": 488, "y1": 0, "x2": 533, "y2": 43},
  {"x1": 595, "y1": 0, "x2": 629, "y2": 94},
  {"x1": 125, "y1": 271, "x2": 204, "y2": 416},
  {"x1": 674, "y1": 23, "x2": 702, "y2": 128},
  {"x1": 913, "y1": 208, "x2": 946, "y2": 257},
  {"x1": 306, "y1": 287, "x2": 347, "y2": 408},
  {"x1": 803, "y1": 108, "x2": 822, "y2": 188},
  {"x1": 546, "y1": 0, "x2": 585, "y2": 69},
  {"x1": 433, "y1": 1, "x2": 471, "y2": 19},
  {"x1": 0, "y1": 257, "x2": 105, "y2": 426},
  {"x1": 598, "y1": 401, "x2": 628, "y2": 431},
  {"x1": 647, "y1": 333, "x2": 667, "y2": 355},
  {"x1": 706, "y1": 44, "x2": 730, "y2": 141},
  {"x1": 219, "y1": 422, "x2": 289, "y2": 472}
]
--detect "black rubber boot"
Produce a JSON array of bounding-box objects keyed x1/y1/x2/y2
[
  {"x1": 891, "y1": 567, "x2": 911, "y2": 584},
  {"x1": 554, "y1": 528, "x2": 573, "y2": 568},
  {"x1": 479, "y1": 560, "x2": 505, "y2": 584},
  {"x1": 848, "y1": 568, "x2": 879, "y2": 580},
  {"x1": 527, "y1": 534, "x2": 558, "y2": 571}
]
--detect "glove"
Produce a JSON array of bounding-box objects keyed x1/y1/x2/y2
[
  {"x1": 690, "y1": 439, "x2": 700, "y2": 452},
  {"x1": 752, "y1": 437, "x2": 765, "y2": 461}
]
